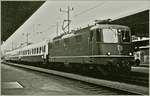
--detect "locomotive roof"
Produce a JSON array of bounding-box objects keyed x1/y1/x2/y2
[
  {"x1": 52, "y1": 26, "x2": 92, "y2": 40},
  {"x1": 90, "y1": 24, "x2": 129, "y2": 30},
  {"x1": 62, "y1": 33, "x2": 75, "y2": 39},
  {"x1": 52, "y1": 24, "x2": 129, "y2": 40}
]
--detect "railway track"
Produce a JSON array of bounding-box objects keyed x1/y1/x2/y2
[{"x1": 2, "y1": 61, "x2": 149, "y2": 95}]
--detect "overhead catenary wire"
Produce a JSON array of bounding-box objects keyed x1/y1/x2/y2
[{"x1": 73, "y1": 2, "x2": 107, "y2": 18}]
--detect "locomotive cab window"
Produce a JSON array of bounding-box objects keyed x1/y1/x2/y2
[
  {"x1": 120, "y1": 30, "x2": 130, "y2": 43},
  {"x1": 96, "y1": 29, "x2": 102, "y2": 42},
  {"x1": 102, "y1": 28, "x2": 118, "y2": 43}
]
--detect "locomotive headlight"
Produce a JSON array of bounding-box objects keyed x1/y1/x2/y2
[
  {"x1": 107, "y1": 52, "x2": 111, "y2": 56},
  {"x1": 129, "y1": 52, "x2": 132, "y2": 56},
  {"x1": 118, "y1": 29, "x2": 121, "y2": 32}
]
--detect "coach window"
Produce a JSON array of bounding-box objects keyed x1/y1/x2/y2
[
  {"x1": 35, "y1": 48, "x2": 37, "y2": 54},
  {"x1": 33, "y1": 48, "x2": 35, "y2": 54},
  {"x1": 34, "y1": 49, "x2": 35, "y2": 54},
  {"x1": 41, "y1": 47, "x2": 43, "y2": 53},
  {"x1": 38, "y1": 48, "x2": 39, "y2": 54},
  {"x1": 39, "y1": 47, "x2": 41, "y2": 53},
  {"x1": 30, "y1": 49, "x2": 31, "y2": 54},
  {"x1": 43, "y1": 46, "x2": 46, "y2": 52},
  {"x1": 31, "y1": 49, "x2": 33, "y2": 54},
  {"x1": 42, "y1": 46, "x2": 44, "y2": 52},
  {"x1": 32, "y1": 49, "x2": 34, "y2": 54},
  {"x1": 37, "y1": 48, "x2": 38, "y2": 54},
  {"x1": 33, "y1": 49, "x2": 34, "y2": 54},
  {"x1": 30, "y1": 50, "x2": 31, "y2": 54}
]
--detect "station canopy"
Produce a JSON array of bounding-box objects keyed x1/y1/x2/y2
[{"x1": 112, "y1": 10, "x2": 149, "y2": 37}]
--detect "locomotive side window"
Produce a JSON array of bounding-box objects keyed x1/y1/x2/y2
[
  {"x1": 55, "y1": 41, "x2": 59, "y2": 46},
  {"x1": 64, "y1": 38, "x2": 70, "y2": 44},
  {"x1": 75, "y1": 35, "x2": 82, "y2": 42},
  {"x1": 89, "y1": 31, "x2": 93, "y2": 41},
  {"x1": 96, "y1": 29, "x2": 102, "y2": 42},
  {"x1": 103, "y1": 29, "x2": 118, "y2": 43}
]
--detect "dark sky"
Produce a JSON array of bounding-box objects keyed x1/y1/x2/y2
[{"x1": 1, "y1": 1, "x2": 45, "y2": 42}]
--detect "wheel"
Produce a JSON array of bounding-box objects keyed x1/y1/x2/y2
[{"x1": 135, "y1": 59, "x2": 140, "y2": 66}]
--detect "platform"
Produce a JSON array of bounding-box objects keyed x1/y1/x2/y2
[
  {"x1": 131, "y1": 66, "x2": 149, "y2": 74},
  {"x1": 1, "y1": 63, "x2": 86, "y2": 95}
]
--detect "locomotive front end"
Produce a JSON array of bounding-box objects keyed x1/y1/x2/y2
[{"x1": 90, "y1": 24, "x2": 134, "y2": 74}]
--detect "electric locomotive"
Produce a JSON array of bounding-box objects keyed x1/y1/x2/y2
[{"x1": 48, "y1": 20, "x2": 134, "y2": 75}]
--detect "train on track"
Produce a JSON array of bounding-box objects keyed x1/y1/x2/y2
[{"x1": 4, "y1": 19, "x2": 135, "y2": 75}]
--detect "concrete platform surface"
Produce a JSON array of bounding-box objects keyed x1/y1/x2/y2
[
  {"x1": 1, "y1": 63, "x2": 87, "y2": 95},
  {"x1": 131, "y1": 66, "x2": 149, "y2": 74}
]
